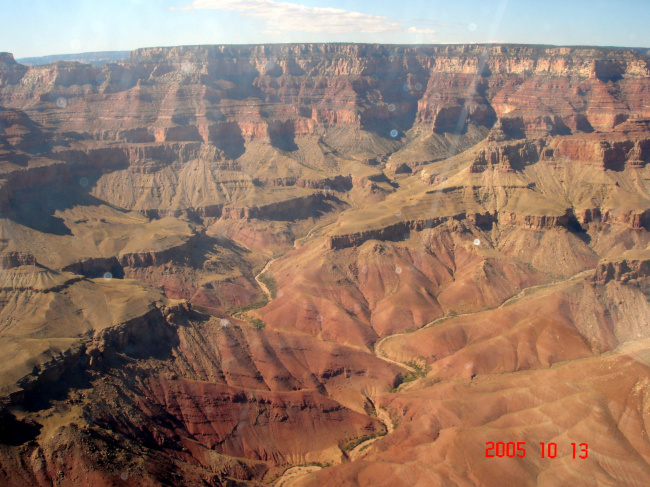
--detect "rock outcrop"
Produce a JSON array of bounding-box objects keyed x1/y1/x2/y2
[
  {"x1": 593, "y1": 251, "x2": 650, "y2": 284},
  {"x1": 0, "y1": 251, "x2": 37, "y2": 269}
]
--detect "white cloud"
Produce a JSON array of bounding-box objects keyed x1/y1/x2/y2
[
  {"x1": 406, "y1": 26, "x2": 438, "y2": 36},
  {"x1": 178, "y1": 0, "x2": 434, "y2": 35}
]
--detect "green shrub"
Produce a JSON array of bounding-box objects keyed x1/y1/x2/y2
[
  {"x1": 232, "y1": 298, "x2": 268, "y2": 315},
  {"x1": 258, "y1": 273, "x2": 278, "y2": 299},
  {"x1": 303, "y1": 461, "x2": 332, "y2": 468},
  {"x1": 388, "y1": 408, "x2": 401, "y2": 429},
  {"x1": 341, "y1": 425, "x2": 388, "y2": 452},
  {"x1": 401, "y1": 360, "x2": 430, "y2": 383},
  {"x1": 251, "y1": 318, "x2": 266, "y2": 329},
  {"x1": 387, "y1": 360, "x2": 430, "y2": 392}
]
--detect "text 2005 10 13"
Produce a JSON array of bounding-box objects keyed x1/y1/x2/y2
[{"x1": 485, "y1": 442, "x2": 588, "y2": 459}]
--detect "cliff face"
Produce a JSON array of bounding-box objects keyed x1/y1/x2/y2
[
  {"x1": 0, "y1": 43, "x2": 647, "y2": 216},
  {"x1": 1, "y1": 43, "x2": 648, "y2": 142},
  {"x1": 592, "y1": 251, "x2": 650, "y2": 284},
  {"x1": 0, "y1": 43, "x2": 646, "y2": 221},
  {"x1": 0, "y1": 251, "x2": 37, "y2": 269},
  {"x1": 222, "y1": 192, "x2": 331, "y2": 221}
]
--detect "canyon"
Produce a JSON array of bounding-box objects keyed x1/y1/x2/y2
[{"x1": 0, "y1": 43, "x2": 649, "y2": 486}]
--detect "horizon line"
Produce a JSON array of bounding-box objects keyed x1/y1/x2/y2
[{"x1": 12, "y1": 41, "x2": 650, "y2": 62}]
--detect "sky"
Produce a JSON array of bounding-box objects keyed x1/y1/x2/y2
[{"x1": 2, "y1": 0, "x2": 649, "y2": 58}]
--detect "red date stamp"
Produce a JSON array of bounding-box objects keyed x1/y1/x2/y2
[{"x1": 485, "y1": 442, "x2": 588, "y2": 459}]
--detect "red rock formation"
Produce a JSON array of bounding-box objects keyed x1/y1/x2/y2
[
  {"x1": 0, "y1": 251, "x2": 37, "y2": 269},
  {"x1": 468, "y1": 139, "x2": 543, "y2": 172},
  {"x1": 592, "y1": 251, "x2": 650, "y2": 284},
  {"x1": 222, "y1": 193, "x2": 330, "y2": 221}
]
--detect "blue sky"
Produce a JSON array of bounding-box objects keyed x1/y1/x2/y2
[{"x1": 3, "y1": 0, "x2": 649, "y2": 58}]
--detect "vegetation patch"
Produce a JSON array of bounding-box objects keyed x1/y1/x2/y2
[
  {"x1": 232, "y1": 298, "x2": 269, "y2": 315},
  {"x1": 387, "y1": 359, "x2": 430, "y2": 392},
  {"x1": 341, "y1": 425, "x2": 388, "y2": 453},
  {"x1": 401, "y1": 360, "x2": 431, "y2": 383},
  {"x1": 258, "y1": 273, "x2": 278, "y2": 299},
  {"x1": 387, "y1": 408, "x2": 401, "y2": 430},
  {"x1": 303, "y1": 461, "x2": 332, "y2": 468},
  {"x1": 251, "y1": 318, "x2": 266, "y2": 329},
  {"x1": 359, "y1": 442, "x2": 373, "y2": 453}
]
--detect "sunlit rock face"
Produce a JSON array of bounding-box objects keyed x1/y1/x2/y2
[{"x1": 0, "y1": 44, "x2": 649, "y2": 486}]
